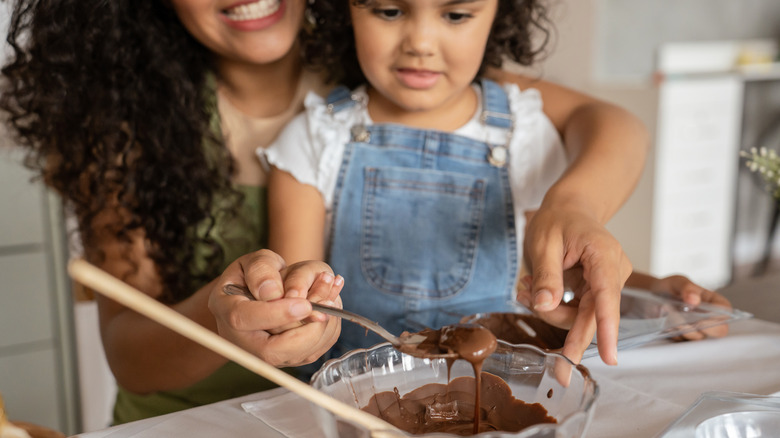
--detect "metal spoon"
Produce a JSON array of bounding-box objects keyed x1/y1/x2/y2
[{"x1": 222, "y1": 284, "x2": 457, "y2": 359}]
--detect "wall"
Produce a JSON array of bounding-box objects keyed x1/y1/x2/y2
[
  {"x1": 0, "y1": 146, "x2": 79, "y2": 434},
  {"x1": 0, "y1": 3, "x2": 80, "y2": 433},
  {"x1": 597, "y1": 0, "x2": 780, "y2": 83},
  {"x1": 733, "y1": 80, "x2": 780, "y2": 273},
  {"x1": 522, "y1": 0, "x2": 780, "y2": 275}
]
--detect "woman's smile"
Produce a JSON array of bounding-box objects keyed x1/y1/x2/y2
[
  {"x1": 223, "y1": 0, "x2": 281, "y2": 20},
  {"x1": 221, "y1": 0, "x2": 286, "y2": 30}
]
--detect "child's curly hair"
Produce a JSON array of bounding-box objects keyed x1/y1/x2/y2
[
  {"x1": 0, "y1": 0, "x2": 239, "y2": 303},
  {"x1": 302, "y1": 0, "x2": 552, "y2": 88}
]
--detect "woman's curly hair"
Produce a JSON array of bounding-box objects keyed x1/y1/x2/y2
[
  {"x1": 302, "y1": 0, "x2": 552, "y2": 88},
  {"x1": 0, "y1": 0, "x2": 240, "y2": 303}
]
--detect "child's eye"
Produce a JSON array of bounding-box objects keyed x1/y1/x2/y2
[
  {"x1": 372, "y1": 7, "x2": 402, "y2": 20},
  {"x1": 444, "y1": 11, "x2": 473, "y2": 23}
]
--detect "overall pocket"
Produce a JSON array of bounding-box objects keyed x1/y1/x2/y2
[{"x1": 361, "y1": 166, "x2": 486, "y2": 298}]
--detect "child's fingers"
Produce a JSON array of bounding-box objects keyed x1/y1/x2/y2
[
  {"x1": 301, "y1": 272, "x2": 342, "y2": 323},
  {"x1": 281, "y1": 260, "x2": 333, "y2": 299},
  {"x1": 304, "y1": 271, "x2": 335, "y2": 302}
]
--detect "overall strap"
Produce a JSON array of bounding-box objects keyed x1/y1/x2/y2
[
  {"x1": 479, "y1": 78, "x2": 513, "y2": 129},
  {"x1": 326, "y1": 85, "x2": 360, "y2": 114}
]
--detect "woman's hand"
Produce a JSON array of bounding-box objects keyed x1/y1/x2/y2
[
  {"x1": 208, "y1": 250, "x2": 342, "y2": 367},
  {"x1": 521, "y1": 207, "x2": 632, "y2": 366}
]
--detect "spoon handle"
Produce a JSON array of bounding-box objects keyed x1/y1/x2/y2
[
  {"x1": 310, "y1": 303, "x2": 401, "y2": 346},
  {"x1": 222, "y1": 284, "x2": 401, "y2": 346}
]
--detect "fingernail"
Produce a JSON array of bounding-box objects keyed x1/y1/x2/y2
[
  {"x1": 516, "y1": 294, "x2": 531, "y2": 308},
  {"x1": 321, "y1": 273, "x2": 334, "y2": 284},
  {"x1": 334, "y1": 275, "x2": 344, "y2": 286},
  {"x1": 257, "y1": 280, "x2": 283, "y2": 300},
  {"x1": 533, "y1": 289, "x2": 553, "y2": 311},
  {"x1": 290, "y1": 300, "x2": 311, "y2": 318},
  {"x1": 285, "y1": 289, "x2": 304, "y2": 299}
]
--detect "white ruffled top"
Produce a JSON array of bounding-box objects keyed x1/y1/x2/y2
[{"x1": 262, "y1": 83, "x2": 569, "y2": 255}]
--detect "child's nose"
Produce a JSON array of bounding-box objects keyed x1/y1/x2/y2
[{"x1": 401, "y1": 19, "x2": 436, "y2": 57}]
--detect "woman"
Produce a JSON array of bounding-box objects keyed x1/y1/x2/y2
[{"x1": 1, "y1": 0, "x2": 342, "y2": 424}]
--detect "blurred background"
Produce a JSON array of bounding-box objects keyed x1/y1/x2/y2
[{"x1": 0, "y1": 0, "x2": 779, "y2": 435}]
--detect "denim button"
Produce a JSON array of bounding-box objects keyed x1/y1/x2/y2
[
  {"x1": 350, "y1": 125, "x2": 370, "y2": 143},
  {"x1": 488, "y1": 145, "x2": 508, "y2": 167}
]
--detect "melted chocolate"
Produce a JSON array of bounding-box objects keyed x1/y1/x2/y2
[
  {"x1": 365, "y1": 324, "x2": 555, "y2": 435},
  {"x1": 396, "y1": 324, "x2": 497, "y2": 433},
  {"x1": 439, "y1": 324, "x2": 497, "y2": 366},
  {"x1": 397, "y1": 324, "x2": 497, "y2": 365},
  {"x1": 466, "y1": 312, "x2": 569, "y2": 350},
  {"x1": 362, "y1": 373, "x2": 557, "y2": 435}
]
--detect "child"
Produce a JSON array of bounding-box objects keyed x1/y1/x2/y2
[
  {"x1": 262, "y1": 0, "x2": 728, "y2": 362},
  {"x1": 265, "y1": 0, "x2": 555, "y2": 360}
]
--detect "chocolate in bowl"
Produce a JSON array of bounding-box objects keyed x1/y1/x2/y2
[
  {"x1": 310, "y1": 342, "x2": 598, "y2": 438},
  {"x1": 462, "y1": 312, "x2": 569, "y2": 351},
  {"x1": 361, "y1": 371, "x2": 556, "y2": 436},
  {"x1": 395, "y1": 324, "x2": 501, "y2": 435}
]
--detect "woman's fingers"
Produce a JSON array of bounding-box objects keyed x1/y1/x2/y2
[{"x1": 238, "y1": 250, "x2": 287, "y2": 301}]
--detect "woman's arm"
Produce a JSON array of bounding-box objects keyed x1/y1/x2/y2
[
  {"x1": 90, "y1": 207, "x2": 339, "y2": 393},
  {"x1": 489, "y1": 69, "x2": 649, "y2": 365},
  {"x1": 489, "y1": 69, "x2": 649, "y2": 221},
  {"x1": 88, "y1": 206, "x2": 227, "y2": 393}
]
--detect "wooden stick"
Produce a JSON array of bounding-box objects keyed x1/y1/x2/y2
[{"x1": 67, "y1": 258, "x2": 398, "y2": 436}]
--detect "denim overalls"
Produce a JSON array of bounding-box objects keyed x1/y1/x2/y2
[{"x1": 326, "y1": 79, "x2": 518, "y2": 358}]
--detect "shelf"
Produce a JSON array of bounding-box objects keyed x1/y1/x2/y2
[{"x1": 737, "y1": 62, "x2": 780, "y2": 82}]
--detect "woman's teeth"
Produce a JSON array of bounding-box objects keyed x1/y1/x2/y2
[{"x1": 224, "y1": 0, "x2": 280, "y2": 21}]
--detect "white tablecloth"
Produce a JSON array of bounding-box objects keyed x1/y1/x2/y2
[{"x1": 74, "y1": 318, "x2": 780, "y2": 438}]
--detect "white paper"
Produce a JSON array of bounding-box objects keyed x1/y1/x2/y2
[{"x1": 241, "y1": 391, "x2": 321, "y2": 438}]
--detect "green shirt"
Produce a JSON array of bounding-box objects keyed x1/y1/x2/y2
[{"x1": 112, "y1": 185, "x2": 291, "y2": 425}]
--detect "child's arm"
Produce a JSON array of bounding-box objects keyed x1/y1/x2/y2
[
  {"x1": 267, "y1": 167, "x2": 327, "y2": 265},
  {"x1": 490, "y1": 69, "x2": 649, "y2": 365}
]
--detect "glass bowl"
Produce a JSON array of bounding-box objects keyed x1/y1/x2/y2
[
  {"x1": 657, "y1": 392, "x2": 780, "y2": 438},
  {"x1": 310, "y1": 342, "x2": 598, "y2": 438},
  {"x1": 695, "y1": 411, "x2": 780, "y2": 438}
]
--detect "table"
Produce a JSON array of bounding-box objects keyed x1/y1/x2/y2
[{"x1": 73, "y1": 318, "x2": 780, "y2": 438}]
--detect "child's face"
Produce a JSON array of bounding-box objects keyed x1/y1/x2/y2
[
  {"x1": 351, "y1": 0, "x2": 497, "y2": 121},
  {"x1": 169, "y1": 0, "x2": 305, "y2": 66}
]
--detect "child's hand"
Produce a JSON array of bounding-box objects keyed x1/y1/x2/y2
[{"x1": 279, "y1": 263, "x2": 344, "y2": 324}]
